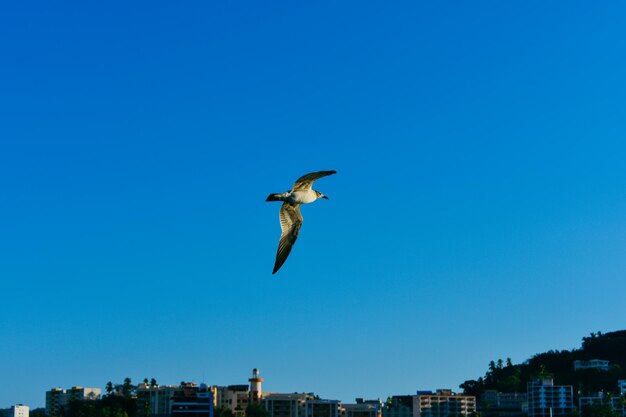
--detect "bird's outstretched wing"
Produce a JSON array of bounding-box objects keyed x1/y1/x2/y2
[
  {"x1": 273, "y1": 203, "x2": 303, "y2": 274},
  {"x1": 292, "y1": 170, "x2": 337, "y2": 191}
]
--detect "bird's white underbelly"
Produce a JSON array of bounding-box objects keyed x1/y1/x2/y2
[{"x1": 287, "y1": 190, "x2": 317, "y2": 204}]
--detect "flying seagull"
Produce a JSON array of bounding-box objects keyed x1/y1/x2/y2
[{"x1": 266, "y1": 170, "x2": 337, "y2": 274}]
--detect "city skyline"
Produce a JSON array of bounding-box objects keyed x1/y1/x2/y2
[
  {"x1": 21, "y1": 366, "x2": 626, "y2": 417},
  {"x1": 37, "y1": 376, "x2": 479, "y2": 417},
  {"x1": 9, "y1": 372, "x2": 469, "y2": 409},
  {"x1": 4, "y1": 330, "x2": 626, "y2": 410},
  {"x1": 3, "y1": 0, "x2": 626, "y2": 410}
]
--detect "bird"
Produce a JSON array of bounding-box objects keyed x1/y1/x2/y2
[{"x1": 266, "y1": 170, "x2": 337, "y2": 274}]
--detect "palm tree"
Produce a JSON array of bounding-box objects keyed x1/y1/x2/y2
[{"x1": 122, "y1": 377, "x2": 133, "y2": 398}]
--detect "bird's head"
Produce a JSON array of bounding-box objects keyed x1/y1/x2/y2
[{"x1": 315, "y1": 190, "x2": 329, "y2": 200}]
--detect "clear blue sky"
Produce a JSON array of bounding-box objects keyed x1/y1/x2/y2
[{"x1": 2, "y1": 0, "x2": 626, "y2": 409}]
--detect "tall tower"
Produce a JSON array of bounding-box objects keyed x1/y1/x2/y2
[{"x1": 248, "y1": 368, "x2": 264, "y2": 404}]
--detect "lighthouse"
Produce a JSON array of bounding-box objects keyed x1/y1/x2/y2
[{"x1": 248, "y1": 368, "x2": 264, "y2": 404}]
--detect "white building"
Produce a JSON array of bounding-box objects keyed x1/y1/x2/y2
[
  {"x1": 8, "y1": 405, "x2": 29, "y2": 417},
  {"x1": 573, "y1": 359, "x2": 610, "y2": 371},
  {"x1": 216, "y1": 384, "x2": 250, "y2": 417}
]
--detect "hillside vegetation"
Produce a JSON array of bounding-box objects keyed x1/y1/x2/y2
[{"x1": 460, "y1": 330, "x2": 626, "y2": 397}]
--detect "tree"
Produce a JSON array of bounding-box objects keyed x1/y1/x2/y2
[
  {"x1": 537, "y1": 364, "x2": 553, "y2": 380},
  {"x1": 122, "y1": 377, "x2": 133, "y2": 399},
  {"x1": 459, "y1": 379, "x2": 483, "y2": 397},
  {"x1": 30, "y1": 409, "x2": 46, "y2": 417},
  {"x1": 150, "y1": 378, "x2": 157, "y2": 387},
  {"x1": 101, "y1": 390, "x2": 138, "y2": 417},
  {"x1": 106, "y1": 382, "x2": 114, "y2": 396},
  {"x1": 245, "y1": 404, "x2": 270, "y2": 417},
  {"x1": 215, "y1": 406, "x2": 235, "y2": 417}
]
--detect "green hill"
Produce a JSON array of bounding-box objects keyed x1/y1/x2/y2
[{"x1": 460, "y1": 330, "x2": 626, "y2": 398}]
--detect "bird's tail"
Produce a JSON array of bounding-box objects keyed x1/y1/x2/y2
[{"x1": 266, "y1": 193, "x2": 284, "y2": 202}]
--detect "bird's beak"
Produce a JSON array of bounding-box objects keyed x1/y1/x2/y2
[{"x1": 322, "y1": 195, "x2": 329, "y2": 199}]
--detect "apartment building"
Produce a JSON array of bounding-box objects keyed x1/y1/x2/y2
[
  {"x1": 526, "y1": 379, "x2": 573, "y2": 417},
  {"x1": 481, "y1": 390, "x2": 527, "y2": 417},
  {"x1": 340, "y1": 401, "x2": 381, "y2": 417},
  {"x1": 306, "y1": 399, "x2": 340, "y2": 417},
  {"x1": 45, "y1": 386, "x2": 101, "y2": 417},
  {"x1": 264, "y1": 393, "x2": 313, "y2": 417},
  {"x1": 170, "y1": 383, "x2": 214, "y2": 417},
  {"x1": 66, "y1": 386, "x2": 101, "y2": 402},
  {"x1": 216, "y1": 385, "x2": 250, "y2": 417},
  {"x1": 45, "y1": 388, "x2": 66, "y2": 417},
  {"x1": 412, "y1": 390, "x2": 476, "y2": 417},
  {"x1": 579, "y1": 380, "x2": 626, "y2": 417},
  {"x1": 136, "y1": 384, "x2": 179, "y2": 417}
]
